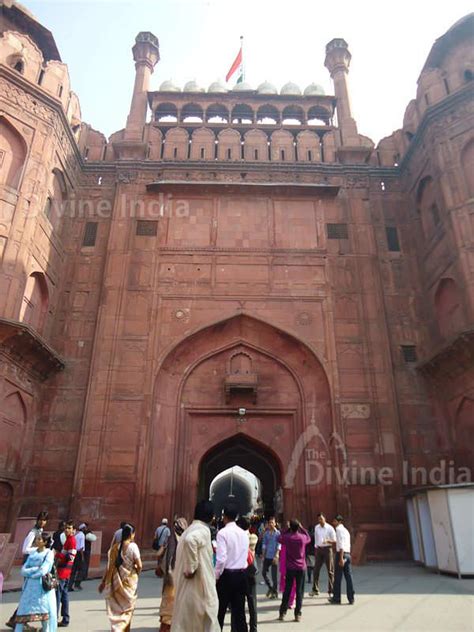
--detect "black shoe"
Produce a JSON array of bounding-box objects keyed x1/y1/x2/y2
[
  {"x1": 58, "y1": 621, "x2": 70, "y2": 627},
  {"x1": 349, "y1": 599, "x2": 355, "y2": 604},
  {"x1": 328, "y1": 597, "x2": 341, "y2": 604},
  {"x1": 75, "y1": 584, "x2": 83, "y2": 590}
]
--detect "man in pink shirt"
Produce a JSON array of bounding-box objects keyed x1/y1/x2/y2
[{"x1": 278, "y1": 519, "x2": 310, "y2": 623}]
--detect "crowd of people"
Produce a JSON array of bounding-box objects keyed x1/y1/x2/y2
[
  {"x1": 5, "y1": 505, "x2": 355, "y2": 631},
  {"x1": 154, "y1": 503, "x2": 355, "y2": 631},
  {"x1": 5, "y1": 512, "x2": 96, "y2": 631}
]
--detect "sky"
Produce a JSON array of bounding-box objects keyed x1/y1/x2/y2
[{"x1": 26, "y1": 0, "x2": 473, "y2": 144}]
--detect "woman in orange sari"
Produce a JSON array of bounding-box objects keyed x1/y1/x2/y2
[{"x1": 98, "y1": 524, "x2": 142, "y2": 631}]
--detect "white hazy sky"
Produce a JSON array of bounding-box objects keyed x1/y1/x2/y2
[{"x1": 27, "y1": 1, "x2": 473, "y2": 144}]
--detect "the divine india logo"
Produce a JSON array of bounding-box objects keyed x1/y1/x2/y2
[{"x1": 284, "y1": 415, "x2": 471, "y2": 489}]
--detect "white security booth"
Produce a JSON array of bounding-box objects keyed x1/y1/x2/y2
[{"x1": 406, "y1": 483, "x2": 474, "y2": 577}]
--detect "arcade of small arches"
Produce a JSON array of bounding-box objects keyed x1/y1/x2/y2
[{"x1": 154, "y1": 101, "x2": 332, "y2": 127}]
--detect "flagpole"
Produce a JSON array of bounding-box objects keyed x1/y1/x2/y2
[{"x1": 240, "y1": 35, "x2": 244, "y2": 82}]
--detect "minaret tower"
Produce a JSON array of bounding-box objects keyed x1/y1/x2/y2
[
  {"x1": 325, "y1": 38, "x2": 370, "y2": 163},
  {"x1": 117, "y1": 31, "x2": 160, "y2": 157}
]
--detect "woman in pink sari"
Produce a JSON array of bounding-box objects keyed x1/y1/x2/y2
[
  {"x1": 98, "y1": 524, "x2": 142, "y2": 631},
  {"x1": 279, "y1": 542, "x2": 296, "y2": 609}
]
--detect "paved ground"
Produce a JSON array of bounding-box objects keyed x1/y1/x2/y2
[{"x1": 1, "y1": 562, "x2": 473, "y2": 631}]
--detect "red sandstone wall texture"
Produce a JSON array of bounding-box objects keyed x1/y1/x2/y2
[{"x1": 1, "y1": 13, "x2": 473, "y2": 554}]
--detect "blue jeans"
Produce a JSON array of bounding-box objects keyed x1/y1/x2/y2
[
  {"x1": 57, "y1": 578, "x2": 70, "y2": 623},
  {"x1": 333, "y1": 553, "x2": 354, "y2": 603}
]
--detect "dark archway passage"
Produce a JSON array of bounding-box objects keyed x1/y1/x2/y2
[
  {"x1": 210, "y1": 468, "x2": 258, "y2": 517},
  {"x1": 199, "y1": 434, "x2": 282, "y2": 518}
]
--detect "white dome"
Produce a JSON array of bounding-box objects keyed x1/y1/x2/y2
[
  {"x1": 280, "y1": 81, "x2": 302, "y2": 95},
  {"x1": 183, "y1": 80, "x2": 204, "y2": 92},
  {"x1": 208, "y1": 80, "x2": 227, "y2": 93},
  {"x1": 304, "y1": 82, "x2": 326, "y2": 96},
  {"x1": 257, "y1": 80, "x2": 278, "y2": 95},
  {"x1": 159, "y1": 80, "x2": 180, "y2": 92},
  {"x1": 232, "y1": 81, "x2": 253, "y2": 92}
]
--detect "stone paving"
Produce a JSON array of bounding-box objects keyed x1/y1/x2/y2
[{"x1": 1, "y1": 562, "x2": 473, "y2": 631}]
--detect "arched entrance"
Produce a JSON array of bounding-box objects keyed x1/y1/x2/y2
[
  {"x1": 199, "y1": 435, "x2": 283, "y2": 518},
  {"x1": 146, "y1": 314, "x2": 334, "y2": 531}
]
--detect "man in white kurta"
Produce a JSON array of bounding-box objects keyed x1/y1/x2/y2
[{"x1": 171, "y1": 501, "x2": 220, "y2": 632}]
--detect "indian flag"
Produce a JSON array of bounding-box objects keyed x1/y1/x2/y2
[{"x1": 226, "y1": 38, "x2": 244, "y2": 84}]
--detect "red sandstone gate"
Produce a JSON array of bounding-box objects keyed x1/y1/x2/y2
[{"x1": 144, "y1": 314, "x2": 337, "y2": 529}]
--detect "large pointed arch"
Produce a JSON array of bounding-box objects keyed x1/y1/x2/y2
[
  {"x1": 155, "y1": 311, "x2": 328, "y2": 375},
  {"x1": 0, "y1": 115, "x2": 28, "y2": 189},
  {"x1": 143, "y1": 313, "x2": 335, "y2": 531}
]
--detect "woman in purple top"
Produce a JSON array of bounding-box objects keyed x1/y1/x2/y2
[{"x1": 277, "y1": 520, "x2": 310, "y2": 623}]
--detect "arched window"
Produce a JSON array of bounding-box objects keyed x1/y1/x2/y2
[
  {"x1": 14, "y1": 59, "x2": 24, "y2": 74},
  {"x1": 45, "y1": 169, "x2": 67, "y2": 231},
  {"x1": 297, "y1": 130, "x2": 321, "y2": 162},
  {"x1": 231, "y1": 104, "x2": 254, "y2": 124},
  {"x1": 434, "y1": 277, "x2": 463, "y2": 338},
  {"x1": 44, "y1": 196, "x2": 53, "y2": 220},
  {"x1": 206, "y1": 103, "x2": 229, "y2": 124},
  {"x1": 217, "y1": 129, "x2": 241, "y2": 161},
  {"x1": 230, "y1": 352, "x2": 252, "y2": 374},
  {"x1": 461, "y1": 139, "x2": 474, "y2": 198},
  {"x1": 0, "y1": 116, "x2": 27, "y2": 190},
  {"x1": 163, "y1": 128, "x2": 189, "y2": 160},
  {"x1": 270, "y1": 130, "x2": 295, "y2": 161},
  {"x1": 282, "y1": 105, "x2": 304, "y2": 125},
  {"x1": 256, "y1": 104, "x2": 280, "y2": 125},
  {"x1": 154, "y1": 102, "x2": 178, "y2": 123},
  {"x1": 190, "y1": 128, "x2": 215, "y2": 160},
  {"x1": 416, "y1": 176, "x2": 440, "y2": 238},
  {"x1": 243, "y1": 129, "x2": 269, "y2": 161},
  {"x1": 180, "y1": 103, "x2": 204, "y2": 123},
  {"x1": 307, "y1": 105, "x2": 331, "y2": 126},
  {"x1": 19, "y1": 272, "x2": 49, "y2": 334}
]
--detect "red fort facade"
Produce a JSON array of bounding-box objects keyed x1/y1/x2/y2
[{"x1": 0, "y1": 1, "x2": 473, "y2": 554}]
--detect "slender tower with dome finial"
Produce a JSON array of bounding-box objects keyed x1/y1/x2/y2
[
  {"x1": 324, "y1": 38, "x2": 371, "y2": 162},
  {"x1": 119, "y1": 31, "x2": 160, "y2": 155}
]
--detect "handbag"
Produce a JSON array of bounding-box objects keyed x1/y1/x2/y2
[{"x1": 42, "y1": 561, "x2": 58, "y2": 591}]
